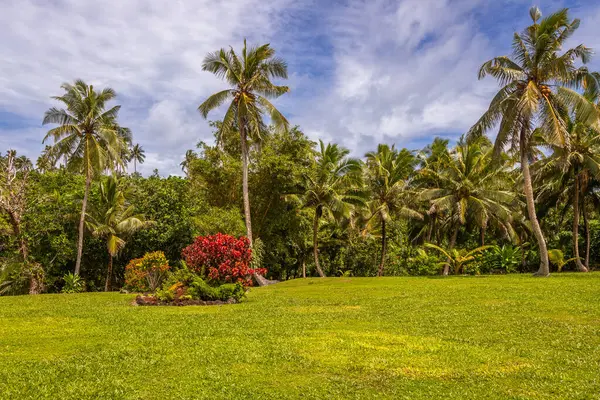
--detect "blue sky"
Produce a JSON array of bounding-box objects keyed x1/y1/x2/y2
[{"x1": 1, "y1": 0, "x2": 599, "y2": 175}]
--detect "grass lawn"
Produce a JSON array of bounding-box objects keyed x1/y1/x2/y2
[{"x1": 1, "y1": 274, "x2": 600, "y2": 399}]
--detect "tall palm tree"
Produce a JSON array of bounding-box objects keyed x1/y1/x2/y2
[
  {"x1": 300, "y1": 141, "x2": 364, "y2": 277},
  {"x1": 419, "y1": 137, "x2": 516, "y2": 275},
  {"x1": 415, "y1": 138, "x2": 452, "y2": 244},
  {"x1": 115, "y1": 128, "x2": 133, "y2": 174},
  {"x1": 42, "y1": 80, "x2": 128, "y2": 275},
  {"x1": 468, "y1": 7, "x2": 599, "y2": 276},
  {"x1": 36, "y1": 145, "x2": 59, "y2": 173},
  {"x1": 536, "y1": 113, "x2": 600, "y2": 272},
  {"x1": 86, "y1": 176, "x2": 151, "y2": 291},
  {"x1": 130, "y1": 144, "x2": 145, "y2": 174},
  {"x1": 198, "y1": 40, "x2": 290, "y2": 244},
  {"x1": 364, "y1": 144, "x2": 422, "y2": 276},
  {"x1": 180, "y1": 149, "x2": 197, "y2": 177}
]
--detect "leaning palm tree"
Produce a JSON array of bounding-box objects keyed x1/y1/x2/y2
[
  {"x1": 198, "y1": 40, "x2": 290, "y2": 244},
  {"x1": 115, "y1": 127, "x2": 133, "y2": 174},
  {"x1": 419, "y1": 136, "x2": 516, "y2": 275},
  {"x1": 130, "y1": 144, "x2": 145, "y2": 174},
  {"x1": 86, "y1": 176, "x2": 151, "y2": 291},
  {"x1": 467, "y1": 7, "x2": 599, "y2": 276},
  {"x1": 364, "y1": 144, "x2": 422, "y2": 276},
  {"x1": 42, "y1": 80, "x2": 128, "y2": 275},
  {"x1": 536, "y1": 111, "x2": 600, "y2": 272},
  {"x1": 299, "y1": 141, "x2": 364, "y2": 277}
]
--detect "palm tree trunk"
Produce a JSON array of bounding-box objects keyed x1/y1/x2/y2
[
  {"x1": 313, "y1": 213, "x2": 325, "y2": 277},
  {"x1": 239, "y1": 122, "x2": 267, "y2": 287},
  {"x1": 583, "y1": 195, "x2": 590, "y2": 269},
  {"x1": 426, "y1": 215, "x2": 433, "y2": 242},
  {"x1": 105, "y1": 254, "x2": 113, "y2": 292},
  {"x1": 444, "y1": 225, "x2": 459, "y2": 276},
  {"x1": 573, "y1": 174, "x2": 588, "y2": 272},
  {"x1": 239, "y1": 120, "x2": 253, "y2": 244},
  {"x1": 134, "y1": 159, "x2": 137, "y2": 174},
  {"x1": 520, "y1": 141, "x2": 549, "y2": 276},
  {"x1": 75, "y1": 171, "x2": 91, "y2": 275},
  {"x1": 302, "y1": 260, "x2": 306, "y2": 278},
  {"x1": 480, "y1": 226, "x2": 485, "y2": 246},
  {"x1": 377, "y1": 216, "x2": 387, "y2": 277}
]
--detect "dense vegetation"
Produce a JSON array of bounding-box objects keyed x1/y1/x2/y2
[
  {"x1": 2, "y1": 7, "x2": 600, "y2": 294},
  {"x1": 1, "y1": 275, "x2": 599, "y2": 398}
]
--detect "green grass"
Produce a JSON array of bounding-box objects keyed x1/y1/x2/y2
[{"x1": 1, "y1": 274, "x2": 600, "y2": 399}]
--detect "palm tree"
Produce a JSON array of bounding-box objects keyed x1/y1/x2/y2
[
  {"x1": 130, "y1": 144, "x2": 145, "y2": 174},
  {"x1": 180, "y1": 149, "x2": 197, "y2": 176},
  {"x1": 536, "y1": 111, "x2": 600, "y2": 272},
  {"x1": 86, "y1": 176, "x2": 151, "y2": 291},
  {"x1": 419, "y1": 137, "x2": 516, "y2": 275},
  {"x1": 424, "y1": 243, "x2": 494, "y2": 275},
  {"x1": 468, "y1": 7, "x2": 599, "y2": 276},
  {"x1": 198, "y1": 40, "x2": 290, "y2": 244},
  {"x1": 415, "y1": 138, "x2": 452, "y2": 244},
  {"x1": 115, "y1": 128, "x2": 133, "y2": 174},
  {"x1": 42, "y1": 80, "x2": 128, "y2": 275},
  {"x1": 36, "y1": 145, "x2": 59, "y2": 173},
  {"x1": 300, "y1": 141, "x2": 364, "y2": 277},
  {"x1": 364, "y1": 144, "x2": 422, "y2": 276}
]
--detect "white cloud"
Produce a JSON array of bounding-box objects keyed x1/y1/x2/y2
[
  {"x1": 289, "y1": 0, "x2": 502, "y2": 155},
  {"x1": 1, "y1": 0, "x2": 600, "y2": 173},
  {"x1": 0, "y1": 0, "x2": 294, "y2": 174}
]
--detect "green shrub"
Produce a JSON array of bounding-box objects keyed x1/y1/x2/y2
[
  {"x1": 156, "y1": 287, "x2": 175, "y2": 302},
  {"x1": 482, "y1": 245, "x2": 521, "y2": 273},
  {"x1": 161, "y1": 265, "x2": 196, "y2": 288},
  {"x1": 217, "y1": 282, "x2": 245, "y2": 302},
  {"x1": 405, "y1": 249, "x2": 441, "y2": 276},
  {"x1": 186, "y1": 278, "x2": 245, "y2": 302},
  {"x1": 62, "y1": 273, "x2": 85, "y2": 294},
  {"x1": 188, "y1": 277, "x2": 219, "y2": 300},
  {"x1": 0, "y1": 259, "x2": 29, "y2": 296},
  {"x1": 153, "y1": 269, "x2": 246, "y2": 303}
]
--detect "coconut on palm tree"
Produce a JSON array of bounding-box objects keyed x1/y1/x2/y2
[
  {"x1": 364, "y1": 144, "x2": 422, "y2": 276},
  {"x1": 130, "y1": 144, "x2": 145, "y2": 174},
  {"x1": 467, "y1": 7, "x2": 599, "y2": 276},
  {"x1": 86, "y1": 175, "x2": 151, "y2": 291},
  {"x1": 299, "y1": 140, "x2": 364, "y2": 277},
  {"x1": 43, "y1": 80, "x2": 129, "y2": 275},
  {"x1": 198, "y1": 40, "x2": 290, "y2": 245}
]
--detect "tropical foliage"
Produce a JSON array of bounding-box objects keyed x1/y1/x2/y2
[
  {"x1": 198, "y1": 40, "x2": 290, "y2": 244},
  {"x1": 2, "y1": 7, "x2": 600, "y2": 295},
  {"x1": 468, "y1": 7, "x2": 599, "y2": 276}
]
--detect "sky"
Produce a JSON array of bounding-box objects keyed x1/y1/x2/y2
[{"x1": 1, "y1": 0, "x2": 600, "y2": 175}]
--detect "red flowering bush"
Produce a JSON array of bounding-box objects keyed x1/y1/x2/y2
[
  {"x1": 182, "y1": 233, "x2": 266, "y2": 286},
  {"x1": 124, "y1": 251, "x2": 171, "y2": 292}
]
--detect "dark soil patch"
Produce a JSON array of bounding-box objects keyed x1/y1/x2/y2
[{"x1": 133, "y1": 295, "x2": 238, "y2": 306}]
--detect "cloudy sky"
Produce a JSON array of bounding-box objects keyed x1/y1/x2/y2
[{"x1": 1, "y1": 0, "x2": 599, "y2": 175}]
